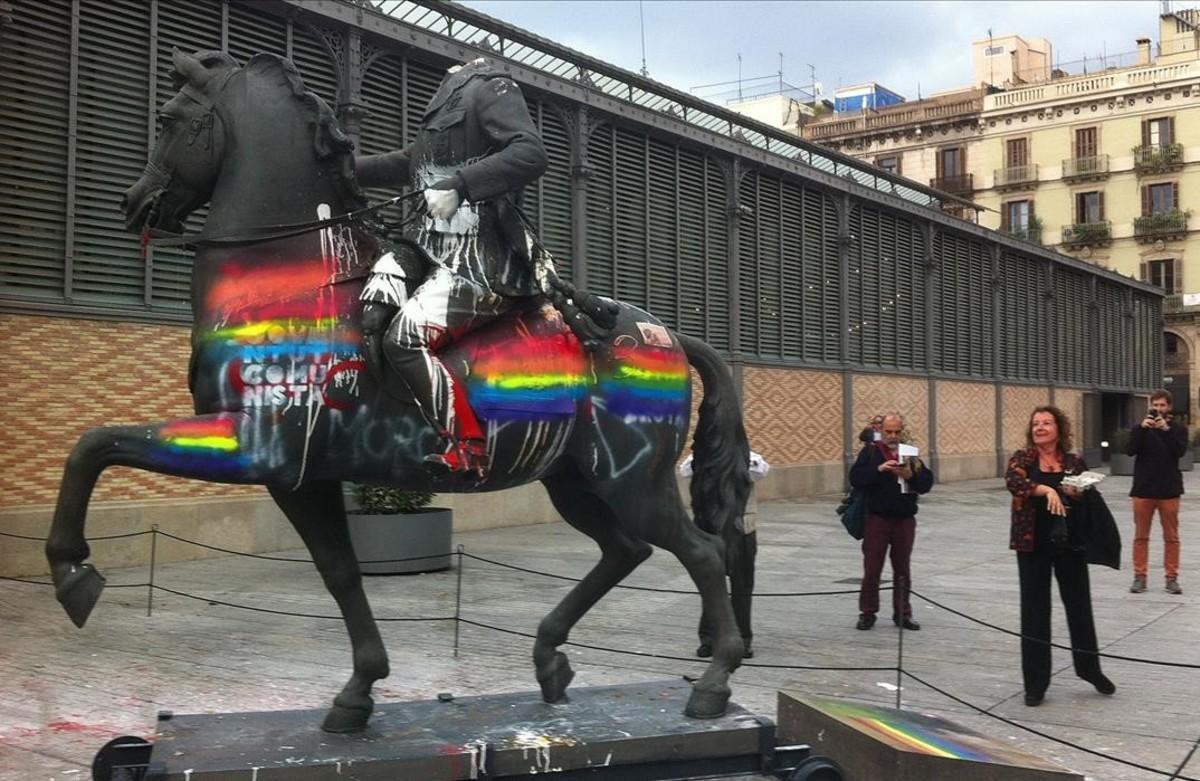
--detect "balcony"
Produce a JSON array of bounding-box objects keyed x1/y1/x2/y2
[
  {"x1": 1133, "y1": 143, "x2": 1184, "y2": 175},
  {"x1": 1060, "y1": 220, "x2": 1112, "y2": 248},
  {"x1": 994, "y1": 164, "x2": 1039, "y2": 190},
  {"x1": 1134, "y1": 209, "x2": 1189, "y2": 242},
  {"x1": 1062, "y1": 154, "x2": 1110, "y2": 181},
  {"x1": 1005, "y1": 223, "x2": 1042, "y2": 245},
  {"x1": 930, "y1": 173, "x2": 974, "y2": 195}
]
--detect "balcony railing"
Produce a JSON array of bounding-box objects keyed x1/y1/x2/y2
[
  {"x1": 1062, "y1": 154, "x2": 1110, "y2": 180},
  {"x1": 1061, "y1": 220, "x2": 1112, "y2": 248},
  {"x1": 1005, "y1": 224, "x2": 1042, "y2": 244},
  {"x1": 994, "y1": 163, "x2": 1039, "y2": 189},
  {"x1": 1134, "y1": 209, "x2": 1189, "y2": 242},
  {"x1": 930, "y1": 174, "x2": 974, "y2": 195},
  {"x1": 1133, "y1": 143, "x2": 1184, "y2": 174}
]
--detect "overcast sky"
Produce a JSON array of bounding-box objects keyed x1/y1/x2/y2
[{"x1": 460, "y1": 1, "x2": 1162, "y2": 104}]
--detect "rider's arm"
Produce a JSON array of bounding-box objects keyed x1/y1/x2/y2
[
  {"x1": 456, "y1": 78, "x2": 547, "y2": 203},
  {"x1": 355, "y1": 143, "x2": 414, "y2": 189}
]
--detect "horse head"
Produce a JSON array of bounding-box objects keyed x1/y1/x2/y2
[
  {"x1": 122, "y1": 50, "x2": 363, "y2": 237},
  {"x1": 122, "y1": 49, "x2": 238, "y2": 235}
]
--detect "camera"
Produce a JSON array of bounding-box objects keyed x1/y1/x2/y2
[{"x1": 1148, "y1": 409, "x2": 1162, "y2": 419}]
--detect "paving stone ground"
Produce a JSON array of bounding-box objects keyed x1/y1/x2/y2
[{"x1": 2, "y1": 467, "x2": 1198, "y2": 780}]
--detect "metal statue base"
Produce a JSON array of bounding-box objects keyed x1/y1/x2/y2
[{"x1": 130, "y1": 680, "x2": 839, "y2": 780}]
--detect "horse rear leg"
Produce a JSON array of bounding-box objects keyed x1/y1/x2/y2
[
  {"x1": 267, "y1": 482, "x2": 389, "y2": 733},
  {"x1": 46, "y1": 413, "x2": 274, "y2": 628},
  {"x1": 614, "y1": 480, "x2": 743, "y2": 719},
  {"x1": 534, "y1": 473, "x2": 652, "y2": 703}
]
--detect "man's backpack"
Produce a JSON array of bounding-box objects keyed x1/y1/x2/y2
[{"x1": 836, "y1": 488, "x2": 867, "y2": 540}]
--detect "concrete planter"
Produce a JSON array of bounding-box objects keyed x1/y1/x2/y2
[
  {"x1": 1181, "y1": 449, "x2": 1195, "y2": 472},
  {"x1": 348, "y1": 508, "x2": 453, "y2": 575},
  {"x1": 1108, "y1": 453, "x2": 1135, "y2": 476}
]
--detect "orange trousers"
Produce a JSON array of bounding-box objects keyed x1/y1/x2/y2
[{"x1": 1132, "y1": 497, "x2": 1181, "y2": 580}]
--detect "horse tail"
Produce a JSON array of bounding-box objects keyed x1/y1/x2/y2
[{"x1": 678, "y1": 333, "x2": 752, "y2": 538}]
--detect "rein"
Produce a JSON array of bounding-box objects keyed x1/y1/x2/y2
[{"x1": 143, "y1": 189, "x2": 427, "y2": 249}]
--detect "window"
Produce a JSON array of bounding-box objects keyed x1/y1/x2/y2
[
  {"x1": 1074, "y1": 127, "x2": 1098, "y2": 157},
  {"x1": 986, "y1": 45, "x2": 1005, "y2": 56},
  {"x1": 1144, "y1": 117, "x2": 1174, "y2": 146},
  {"x1": 1075, "y1": 191, "x2": 1103, "y2": 223},
  {"x1": 1143, "y1": 182, "x2": 1179, "y2": 215},
  {"x1": 1145, "y1": 258, "x2": 1179, "y2": 294},
  {"x1": 1002, "y1": 199, "x2": 1032, "y2": 231},
  {"x1": 1005, "y1": 138, "x2": 1028, "y2": 167},
  {"x1": 875, "y1": 155, "x2": 901, "y2": 175},
  {"x1": 938, "y1": 147, "x2": 963, "y2": 177}
]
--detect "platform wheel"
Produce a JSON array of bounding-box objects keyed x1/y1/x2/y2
[
  {"x1": 789, "y1": 755, "x2": 846, "y2": 781},
  {"x1": 92, "y1": 735, "x2": 152, "y2": 781}
]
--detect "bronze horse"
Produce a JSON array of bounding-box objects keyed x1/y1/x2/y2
[{"x1": 45, "y1": 50, "x2": 752, "y2": 732}]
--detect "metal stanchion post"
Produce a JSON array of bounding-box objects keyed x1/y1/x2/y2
[
  {"x1": 453, "y1": 544, "x2": 464, "y2": 657},
  {"x1": 147, "y1": 525, "x2": 158, "y2": 617},
  {"x1": 895, "y1": 603, "x2": 904, "y2": 710}
]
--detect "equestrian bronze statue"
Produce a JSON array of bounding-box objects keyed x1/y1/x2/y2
[{"x1": 45, "y1": 50, "x2": 752, "y2": 733}]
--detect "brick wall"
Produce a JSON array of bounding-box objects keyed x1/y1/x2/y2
[{"x1": 1, "y1": 313, "x2": 258, "y2": 508}]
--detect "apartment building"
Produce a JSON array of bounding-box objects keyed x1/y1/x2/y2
[{"x1": 801, "y1": 10, "x2": 1200, "y2": 420}]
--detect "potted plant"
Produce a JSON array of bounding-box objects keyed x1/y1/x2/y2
[
  {"x1": 347, "y1": 483, "x2": 452, "y2": 575},
  {"x1": 1108, "y1": 427, "x2": 1134, "y2": 476}
]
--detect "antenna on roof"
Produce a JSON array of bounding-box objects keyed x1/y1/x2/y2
[
  {"x1": 737, "y1": 52, "x2": 743, "y2": 101},
  {"x1": 778, "y1": 52, "x2": 784, "y2": 92},
  {"x1": 638, "y1": 0, "x2": 649, "y2": 77}
]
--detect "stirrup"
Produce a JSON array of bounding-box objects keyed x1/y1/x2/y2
[{"x1": 424, "y1": 439, "x2": 489, "y2": 479}]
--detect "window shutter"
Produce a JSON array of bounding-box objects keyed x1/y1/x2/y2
[
  {"x1": 1028, "y1": 199, "x2": 1035, "y2": 220},
  {"x1": 1141, "y1": 186, "x2": 1150, "y2": 216},
  {"x1": 646, "y1": 136, "x2": 678, "y2": 329},
  {"x1": 613, "y1": 126, "x2": 648, "y2": 310},
  {"x1": 936, "y1": 149, "x2": 943, "y2": 178},
  {"x1": 1139, "y1": 260, "x2": 1148, "y2": 281},
  {"x1": 1098, "y1": 191, "x2": 1105, "y2": 220},
  {"x1": 0, "y1": 0, "x2": 71, "y2": 301},
  {"x1": 1167, "y1": 116, "x2": 1176, "y2": 145},
  {"x1": 1175, "y1": 257, "x2": 1183, "y2": 295},
  {"x1": 1173, "y1": 181, "x2": 1180, "y2": 210},
  {"x1": 1141, "y1": 120, "x2": 1150, "y2": 147},
  {"x1": 584, "y1": 124, "x2": 614, "y2": 297},
  {"x1": 536, "y1": 104, "x2": 574, "y2": 283}
]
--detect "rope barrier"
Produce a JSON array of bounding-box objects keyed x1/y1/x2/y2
[
  {"x1": 454, "y1": 618, "x2": 899, "y2": 672},
  {"x1": 0, "y1": 575, "x2": 147, "y2": 589},
  {"x1": 459, "y1": 552, "x2": 881, "y2": 596},
  {"x1": 152, "y1": 530, "x2": 449, "y2": 565},
  {"x1": 901, "y1": 669, "x2": 1200, "y2": 781},
  {"x1": 149, "y1": 585, "x2": 456, "y2": 622},
  {"x1": 0, "y1": 529, "x2": 150, "y2": 541},
  {"x1": 913, "y1": 590, "x2": 1200, "y2": 669}
]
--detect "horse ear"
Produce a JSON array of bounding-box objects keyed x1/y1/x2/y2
[{"x1": 172, "y1": 48, "x2": 210, "y2": 87}]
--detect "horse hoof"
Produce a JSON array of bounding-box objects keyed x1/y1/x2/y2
[
  {"x1": 684, "y1": 684, "x2": 730, "y2": 719},
  {"x1": 321, "y1": 704, "x2": 371, "y2": 733},
  {"x1": 536, "y1": 651, "x2": 575, "y2": 703},
  {"x1": 54, "y1": 563, "x2": 106, "y2": 628}
]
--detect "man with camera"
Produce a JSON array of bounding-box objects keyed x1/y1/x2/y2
[
  {"x1": 849, "y1": 413, "x2": 934, "y2": 630},
  {"x1": 1126, "y1": 389, "x2": 1188, "y2": 594}
]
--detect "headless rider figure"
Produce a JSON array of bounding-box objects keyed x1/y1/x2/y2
[{"x1": 355, "y1": 58, "x2": 548, "y2": 478}]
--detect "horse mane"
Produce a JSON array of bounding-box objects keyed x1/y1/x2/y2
[{"x1": 176, "y1": 51, "x2": 367, "y2": 213}]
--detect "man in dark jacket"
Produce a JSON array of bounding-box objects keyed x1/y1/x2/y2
[
  {"x1": 1127, "y1": 389, "x2": 1187, "y2": 594},
  {"x1": 355, "y1": 57, "x2": 548, "y2": 477},
  {"x1": 849, "y1": 413, "x2": 934, "y2": 630}
]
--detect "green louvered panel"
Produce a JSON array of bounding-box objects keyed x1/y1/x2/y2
[
  {"x1": 802, "y1": 187, "x2": 839, "y2": 363},
  {"x1": 889, "y1": 211, "x2": 924, "y2": 370},
  {"x1": 1053, "y1": 268, "x2": 1088, "y2": 385},
  {"x1": 612, "y1": 126, "x2": 647, "y2": 310},
  {"x1": 846, "y1": 204, "x2": 871, "y2": 365},
  {"x1": 703, "y1": 154, "x2": 730, "y2": 351},
  {"x1": 1135, "y1": 294, "x2": 1163, "y2": 388},
  {"x1": 779, "y1": 181, "x2": 804, "y2": 358},
  {"x1": 584, "y1": 124, "x2": 614, "y2": 297},
  {"x1": 70, "y1": 0, "x2": 151, "y2": 305},
  {"x1": 405, "y1": 58, "x2": 443, "y2": 144},
  {"x1": 359, "y1": 53, "x2": 405, "y2": 241},
  {"x1": 736, "y1": 170, "x2": 759, "y2": 356},
  {"x1": 0, "y1": 0, "x2": 71, "y2": 300},
  {"x1": 998, "y1": 252, "x2": 1039, "y2": 380},
  {"x1": 933, "y1": 232, "x2": 990, "y2": 377},
  {"x1": 536, "y1": 102, "x2": 573, "y2": 283},
  {"x1": 675, "y1": 145, "x2": 707, "y2": 339},
  {"x1": 646, "y1": 135, "x2": 677, "y2": 327},
  {"x1": 149, "y1": 0, "x2": 223, "y2": 311},
  {"x1": 227, "y1": 1, "x2": 288, "y2": 64},
  {"x1": 754, "y1": 173, "x2": 783, "y2": 358},
  {"x1": 1095, "y1": 284, "x2": 1124, "y2": 386},
  {"x1": 291, "y1": 22, "x2": 339, "y2": 109}
]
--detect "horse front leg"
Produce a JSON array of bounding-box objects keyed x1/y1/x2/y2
[
  {"x1": 268, "y1": 482, "x2": 389, "y2": 733},
  {"x1": 46, "y1": 413, "x2": 268, "y2": 628}
]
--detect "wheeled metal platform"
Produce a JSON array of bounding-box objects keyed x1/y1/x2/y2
[{"x1": 94, "y1": 680, "x2": 844, "y2": 780}]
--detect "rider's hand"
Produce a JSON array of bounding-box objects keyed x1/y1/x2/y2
[{"x1": 424, "y1": 188, "x2": 461, "y2": 220}]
